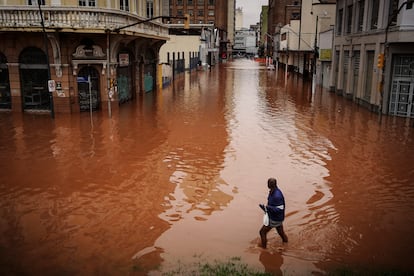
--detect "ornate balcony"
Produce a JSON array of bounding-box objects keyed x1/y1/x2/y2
[{"x1": 0, "y1": 6, "x2": 169, "y2": 39}]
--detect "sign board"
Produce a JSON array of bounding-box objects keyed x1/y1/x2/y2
[
  {"x1": 119, "y1": 53, "x2": 129, "y2": 67},
  {"x1": 319, "y1": 49, "x2": 332, "y2": 61},
  {"x1": 48, "y1": 80, "x2": 56, "y2": 92}
]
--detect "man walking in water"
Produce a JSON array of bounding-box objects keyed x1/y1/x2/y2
[{"x1": 259, "y1": 178, "x2": 288, "y2": 248}]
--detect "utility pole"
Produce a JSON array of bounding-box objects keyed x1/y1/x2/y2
[{"x1": 37, "y1": 0, "x2": 54, "y2": 118}]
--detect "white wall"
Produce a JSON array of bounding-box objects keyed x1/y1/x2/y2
[{"x1": 159, "y1": 35, "x2": 201, "y2": 68}]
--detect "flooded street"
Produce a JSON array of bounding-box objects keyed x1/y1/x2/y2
[{"x1": 1, "y1": 59, "x2": 414, "y2": 275}]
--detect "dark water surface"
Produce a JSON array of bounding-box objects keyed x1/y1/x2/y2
[{"x1": 1, "y1": 59, "x2": 414, "y2": 275}]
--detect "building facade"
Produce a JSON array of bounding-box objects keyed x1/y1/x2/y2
[
  {"x1": 277, "y1": 1, "x2": 336, "y2": 80},
  {"x1": 167, "y1": 0, "x2": 232, "y2": 62},
  {"x1": 233, "y1": 30, "x2": 258, "y2": 57},
  {"x1": 0, "y1": 0, "x2": 170, "y2": 115},
  {"x1": 267, "y1": 0, "x2": 301, "y2": 58},
  {"x1": 333, "y1": 0, "x2": 414, "y2": 118}
]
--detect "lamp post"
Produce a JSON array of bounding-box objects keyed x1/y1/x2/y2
[{"x1": 37, "y1": 0, "x2": 54, "y2": 118}]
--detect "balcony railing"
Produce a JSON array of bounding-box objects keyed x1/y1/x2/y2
[{"x1": 0, "y1": 6, "x2": 169, "y2": 37}]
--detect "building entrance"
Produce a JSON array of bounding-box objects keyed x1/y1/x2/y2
[
  {"x1": 389, "y1": 55, "x2": 414, "y2": 118},
  {"x1": 78, "y1": 66, "x2": 100, "y2": 112}
]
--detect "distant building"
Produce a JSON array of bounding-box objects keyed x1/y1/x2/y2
[
  {"x1": 333, "y1": 0, "x2": 414, "y2": 118},
  {"x1": 162, "y1": 0, "x2": 235, "y2": 66},
  {"x1": 267, "y1": 0, "x2": 301, "y2": 58},
  {"x1": 233, "y1": 30, "x2": 258, "y2": 57},
  {"x1": 235, "y1": 7, "x2": 244, "y2": 31}
]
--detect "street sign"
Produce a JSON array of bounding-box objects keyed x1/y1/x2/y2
[
  {"x1": 48, "y1": 80, "x2": 56, "y2": 92},
  {"x1": 77, "y1": 76, "x2": 89, "y2": 83}
]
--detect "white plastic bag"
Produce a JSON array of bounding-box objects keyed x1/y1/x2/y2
[{"x1": 263, "y1": 212, "x2": 269, "y2": 226}]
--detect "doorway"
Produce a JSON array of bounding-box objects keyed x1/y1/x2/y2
[{"x1": 78, "y1": 66, "x2": 100, "y2": 112}]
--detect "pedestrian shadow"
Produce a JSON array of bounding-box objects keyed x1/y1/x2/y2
[
  {"x1": 259, "y1": 248, "x2": 284, "y2": 275},
  {"x1": 249, "y1": 238, "x2": 284, "y2": 275}
]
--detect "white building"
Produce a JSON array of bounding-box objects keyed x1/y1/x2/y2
[
  {"x1": 235, "y1": 7, "x2": 244, "y2": 31},
  {"x1": 233, "y1": 29, "x2": 258, "y2": 56}
]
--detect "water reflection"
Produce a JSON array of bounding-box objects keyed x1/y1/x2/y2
[{"x1": 259, "y1": 250, "x2": 283, "y2": 275}]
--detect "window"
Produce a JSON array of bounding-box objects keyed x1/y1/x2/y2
[
  {"x1": 346, "y1": 5, "x2": 353, "y2": 34},
  {"x1": 208, "y1": 10, "x2": 214, "y2": 16},
  {"x1": 357, "y1": 0, "x2": 365, "y2": 32},
  {"x1": 198, "y1": 0, "x2": 204, "y2": 5},
  {"x1": 337, "y1": 9, "x2": 343, "y2": 35},
  {"x1": 120, "y1": 0, "x2": 129, "y2": 11},
  {"x1": 147, "y1": 0, "x2": 154, "y2": 18},
  {"x1": 370, "y1": 0, "x2": 379, "y2": 29},
  {"x1": 177, "y1": 0, "x2": 183, "y2": 5},
  {"x1": 177, "y1": 10, "x2": 183, "y2": 16},
  {"x1": 208, "y1": 0, "x2": 214, "y2": 5},
  {"x1": 188, "y1": 0, "x2": 193, "y2": 5},
  {"x1": 78, "y1": 0, "x2": 95, "y2": 6},
  {"x1": 198, "y1": 9, "x2": 204, "y2": 16},
  {"x1": 188, "y1": 9, "x2": 194, "y2": 16}
]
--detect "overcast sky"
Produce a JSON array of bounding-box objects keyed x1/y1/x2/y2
[{"x1": 236, "y1": 0, "x2": 268, "y2": 28}]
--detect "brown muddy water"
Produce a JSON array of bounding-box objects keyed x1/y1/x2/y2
[{"x1": 1, "y1": 59, "x2": 414, "y2": 275}]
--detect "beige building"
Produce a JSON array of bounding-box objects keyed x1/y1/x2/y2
[
  {"x1": 333, "y1": 0, "x2": 414, "y2": 118},
  {"x1": 0, "y1": 0, "x2": 171, "y2": 115},
  {"x1": 235, "y1": 7, "x2": 243, "y2": 31}
]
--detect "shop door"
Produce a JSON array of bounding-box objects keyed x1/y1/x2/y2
[
  {"x1": 363, "y1": 51, "x2": 375, "y2": 101},
  {"x1": 343, "y1": 51, "x2": 349, "y2": 94},
  {"x1": 352, "y1": 50, "x2": 360, "y2": 97},
  {"x1": 117, "y1": 66, "x2": 132, "y2": 103},
  {"x1": 144, "y1": 64, "x2": 155, "y2": 93},
  {"x1": 19, "y1": 47, "x2": 50, "y2": 110},
  {"x1": 388, "y1": 55, "x2": 414, "y2": 118},
  {"x1": 78, "y1": 67, "x2": 100, "y2": 112}
]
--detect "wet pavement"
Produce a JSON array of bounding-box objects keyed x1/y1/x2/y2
[{"x1": 1, "y1": 59, "x2": 414, "y2": 275}]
